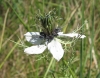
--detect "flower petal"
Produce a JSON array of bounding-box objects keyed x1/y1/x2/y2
[
  {"x1": 24, "y1": 45, "x2": 47, "y2": 54},
  {"x1": 58, "y1": 32, "x2": 63, "y2": 35},
  {"x1": 47, "y1": 39, "x2": 64, "y2": 61},
  {"x1": 24, "y1": 32, "x2": 44, "y2": 45},
  {"x1": 58, "y1": 32, "x2": 86, "y2": 38}
]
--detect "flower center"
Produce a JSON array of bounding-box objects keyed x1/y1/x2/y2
[{"x1": 39, "y1": 28, "x2": 60, "y2": 42}]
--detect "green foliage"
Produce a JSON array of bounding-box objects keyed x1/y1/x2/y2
[{"x1": 0, "y1": 0, "x2": 100, "y2": 78}]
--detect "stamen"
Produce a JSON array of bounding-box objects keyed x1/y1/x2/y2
[
  {"x1": 39, "y1": 32, "x2": 46, "y2": 38},
  {"x1": 39, "y1": 28, "x2": 60, "y2": 42}
]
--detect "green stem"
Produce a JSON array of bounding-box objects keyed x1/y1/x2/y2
[
  {"x1": 0, "y1": 9, "x2": 9, "y2": 52},
  {"x1": 0, "y1": 40, "x2": 20, "y2": 69},
  {"x1": 43, "y1": 57, "x2": 54, "y2": 78},
  {"x1": 80, "y1": 0, "x2": 85, "y2": 77}
]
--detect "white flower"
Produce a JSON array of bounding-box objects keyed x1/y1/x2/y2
[{"x1": 24, "y1": 32, "x2": 86, "y2": 61}]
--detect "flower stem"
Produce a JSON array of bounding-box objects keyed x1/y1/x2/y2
[{"x1": 43, "y1": 57, "x2": 54, "y2": 78}]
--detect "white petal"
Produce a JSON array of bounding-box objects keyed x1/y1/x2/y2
[
  {"x1": 47, "y1": 39, "x2": 64, "y2": 61},
  {"x1": 58, "y1": 32, "x2": 86, "y2": 38},
  {"x1": 24, "y1": 45, "x2": 47, "y2": 54},
  {"x1": 24, "y1": 32, "x2": 40, "y2": 36},
  {"x1": 24, "y1": 32, "x2": 44, "y2": 44},
  {"x1": 58, "y1": 32, "x2": 63, "y2": 35}
]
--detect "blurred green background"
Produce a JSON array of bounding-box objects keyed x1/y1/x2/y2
[{"x1": 0, "y1": 0, "x2": 100, "y2": 78}]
